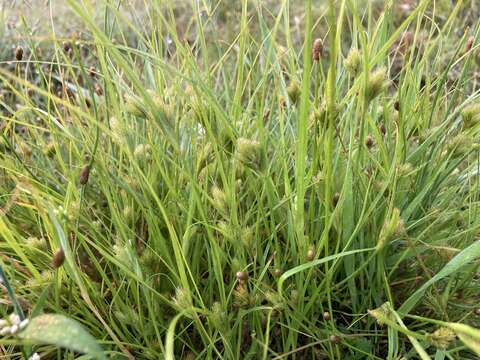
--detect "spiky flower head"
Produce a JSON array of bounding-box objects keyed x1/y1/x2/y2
[
  {"x1": 286, "y1": 81, "x2": 300, "y2": 103},
  {"x1": 461, "y1": 103, "x2": 480, "y2": 129},
  {"x1": 427, "y1": 327, "x2": 456, "y2": 349},
  {"x1": 377, "y1": 208, "x2": 405, "y2": 251},
  {"x1": 365, "y1": 67, "x2": 389, "y2": 102},
  {"x1": 344, "y1": 48, "x2": 361, "y2": 77},
  {"x1": 134, "y1": 144, "x2": 152, "y2": 161},
  {"x1": 235, "y1": 138, "x2": 261, "y2": 165},
  {"x1": 211, "y1": 185, "x2": 227, "y2": 212},
  {"x1": 368, "y1": 302, "x2": 395, "y2": 326},
  {"x1": 125, "y1": 94, "x2": 147, "y2": 118},
  {"x1": 173, "y1": 287, "x2": 192, "y2": 310}
]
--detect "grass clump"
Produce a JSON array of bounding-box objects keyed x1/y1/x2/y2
[{"x1": 1, "y1": 0, "x2": 480, "y2": 359}]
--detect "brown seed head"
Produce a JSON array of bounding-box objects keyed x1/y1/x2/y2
[
  {"x1": 273, "y1": 268, "x2": 283, "y2": 277},
  {"x1": 52, "y1": 248, "x2": 65, "y2": 268},
  {"x1": 323, "y1": 312, "x2": 331, "y2": 321},
  {"x1": 79, "y1": 164, "x2": 90, "y2": 185},
  {"x1": 475, "y1": 308, "x2": 480, "y2": 316},
  {"x1": 63, "y1": 41, "x2": 71, "y2": 53},
  {"x1": 332, "y1": 192, "x2": 340, "y2": 207},
  {"x1": 15, "y1": 46, "x2": 23, "y2": 61},
  {"x1": 312, "y1": 38, "x2": 323, "y2": 61},
  {"x1": 306, "y1": 247, "x2": 315, "y2": 261},
  {"x1": 380, "y1": 122, "x2": 387, "y2": 136},
  {"x1": 88, "y1": 66, "x2": 96, "y2": 77},
  {"x1": 466, "y1": 36, "x2": 474, "y2": 52},
  {"x1": 94, "y1": 83, "x2": 103, "y2": 96},
  {"x1": 236, "y1": 271, "x2": 249, "y2": 282},
  {"x1": 365, "y1": 135, "x2": 374, "y2": 149},
  {"x1": 394, "y1": 100, "x2": 400, "y2": 111},
  {"x1": 329, "y1": 335, "x2": 342, "y2": 344}
]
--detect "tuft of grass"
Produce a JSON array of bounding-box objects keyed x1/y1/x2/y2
[{"x1": 0, "y1": 0, "x2": 480, "y2": 358}]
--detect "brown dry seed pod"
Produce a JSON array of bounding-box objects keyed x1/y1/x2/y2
[
  {"x1": 79, "y1": 164, "x2": 91, "y2": 185},
  {"x1": 15, "y1": 46, "x2": 23, "y2": 61},
  {"x1": 306, "y1": 248, "x2": 315, "y2": 261},
  {"x1": 380, "y1": 123, "x2": 387, "y2": 136},
  {"x1": 63, "y1": 41, "x2": 71, "y2": 53},
  {"x1": 94, "y1": 83, "x2": 103, "y2": 96},
  {"x1": 394, "y1": 100, "x2": 400, "y2": 111},
  {"x1": 466, "y1": 36, "x2": 474, "y2": 52},
  {"x1": 365, "y1": 135, "x2": 374, "y2": 149},
  {"x1": 329, "y1": 335, "x2": 342, "y2": 344},
  {"x1": 236, "y1": 271, "x2": 249, "y2": 282},
  {"x1": 312, "y1": 38, "x2": 323, "y2": 61},
  {"x1": 52, "y1": 248, "x2": 65, "y2": 268},
  {"x1": 88, "y1": 66, "x2": 96, "y2": 77}
]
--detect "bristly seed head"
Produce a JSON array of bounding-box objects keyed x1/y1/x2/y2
[
  {"x1": 312, "y1": 38, "x2": 323, "y2": 61},
  {"x1": 461, "y1": 102, "x2": 480, "y2": 129},
  {"x1": 344, "y1": 48, "x2": 361, "y2": 76},
  {"x1": 52, "y1": 248, "x2": 65, "y2": 268},
  {"x1": 365, "y1": 67, "x2": 388, "y2": 102}
]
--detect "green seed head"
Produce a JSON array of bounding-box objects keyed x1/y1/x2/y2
[
  {"x1": 125, "y1": 94, "x2": 147, "y2": 118},
  {"x1": 365, "y1": 67, "x2": 388, "y2": 102},
  {"x1": 344, "y1": 48, "x2": 361, "y2": 77},
  {"x1": 211, "y1": 185, "x2": 227, "y2": 212},
  {"x1": 461, "y1": 103, "x2": 480, "y2": 129},
  {"x1": 377, "y1": 208, "x2": 405, "y2": 251},
  {"x1": 286, "y1": 81, "x2": 300, "y2": 103},
  {"x1": 235, "y1": 138, "x2": 261, "y2": 164},
  {"x1": 427, "y1": 327, "x2": 456, "y2": 349}
]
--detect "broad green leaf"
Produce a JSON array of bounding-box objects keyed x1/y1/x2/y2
[
  {"x1": 399, "y1": 241, "x2": 480, "y2": 315},
  {"x1": 18, "y1": 314, "x2": 106, "y2": 360}
]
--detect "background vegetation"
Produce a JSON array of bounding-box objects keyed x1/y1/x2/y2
[{"x1": 1, "y1": 0, "x2": 480, "y2": 359}]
